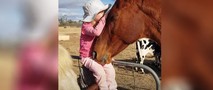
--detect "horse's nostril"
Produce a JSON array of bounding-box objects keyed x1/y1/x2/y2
[{"x1": 92, "y1": 51, "x2": 97, "y2": 59}]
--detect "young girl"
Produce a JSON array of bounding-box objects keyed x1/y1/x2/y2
[{"x1": 80, "y1": 0, "x2": 117, "y2": 90}]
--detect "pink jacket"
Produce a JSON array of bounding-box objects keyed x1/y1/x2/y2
[{"x1": 80, "y1": 16, "x2": 106, "y2": 58}]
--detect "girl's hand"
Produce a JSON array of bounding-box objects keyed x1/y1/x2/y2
[
  {"x1": 91, "y1": 20, "x2": 97, "y2": 26},
  {"x1": 103, "y1": 11, "x2": 109, "y2": 18},
  {"x1": 99, "y1": 14, "x2": 107, "y2": 23}
]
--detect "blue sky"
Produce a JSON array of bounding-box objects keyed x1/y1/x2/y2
[{"x1": 59, "y1": 0, "x2": 115, "y2": 21}]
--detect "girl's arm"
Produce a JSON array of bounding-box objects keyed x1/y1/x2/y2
[{"x1": 82, "y1": 16, "x2": 106, "y2": 36}]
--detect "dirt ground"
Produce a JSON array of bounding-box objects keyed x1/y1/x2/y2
[{"x1": 59, "y1": 27, "x2": 160, "y2": 90}]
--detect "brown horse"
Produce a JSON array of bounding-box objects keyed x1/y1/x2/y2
[
  {"x1": 93, "y1": 0, "x2": 161, "y2": 65},
  {"x1": 162, "y1": 0, "x2": 213, "y2": 90}
]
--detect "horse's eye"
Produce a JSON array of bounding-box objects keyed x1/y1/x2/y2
[
  {"x1": 110, "y1": 14, "x2": 118, "y2": 20},
  {"x1": 109, "y1": 15, "x2": 115, "y2": 20}
]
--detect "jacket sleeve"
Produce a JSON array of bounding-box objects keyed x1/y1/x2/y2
[{"x1": 82, "y1": 16, "x2": 106, "y2": 36}]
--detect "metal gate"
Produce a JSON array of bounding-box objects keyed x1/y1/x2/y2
[{"x1": 112, "y1": 60, "x2": 160, "y2": 90}]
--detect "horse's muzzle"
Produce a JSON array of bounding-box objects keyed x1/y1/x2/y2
[
  {"x1": 101, "y1": 54, "x2": 108, "y2": 65},
  {"x1": 92, "y1": 51, "x2": 107, "y2": 65}
]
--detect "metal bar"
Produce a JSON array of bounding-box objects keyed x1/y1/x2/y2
[{"x1": 112, "y1": 60, "x2": 161, "y2": 90}]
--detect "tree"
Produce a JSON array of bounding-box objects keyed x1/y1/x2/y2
[{"x1": 58, "y1": 15, "x2": 81, "y2": 27}]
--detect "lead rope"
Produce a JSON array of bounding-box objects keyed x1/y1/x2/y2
[
  {"x1": 78, "y1": 59, "x2": 81, "y2": 75},
  {"x1": 77, "y1": 57, "x2": 88, "y2": 89}
]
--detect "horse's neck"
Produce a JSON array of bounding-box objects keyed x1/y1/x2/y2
[
  {"x1": 138, "y1": 0, "x2": 161, "y2": 45},
  {"x1": 153, "y1": 28, "x2": 161, "y2": 45}
]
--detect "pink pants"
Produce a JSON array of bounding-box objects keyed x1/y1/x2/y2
[{"x1": 81, "y1": 57, "x2": 117, "y2": 90}]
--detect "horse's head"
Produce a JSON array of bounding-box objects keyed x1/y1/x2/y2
[{"x1": 93, "y1": 0, "x2": 161, "y2": 65}]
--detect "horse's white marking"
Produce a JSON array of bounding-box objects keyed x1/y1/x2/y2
[{"x1": 136, "y1": 38, "x2": 155, "y2": 73}]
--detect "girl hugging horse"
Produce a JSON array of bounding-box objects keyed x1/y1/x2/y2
[{"x1": 79, "y1": 0, "x2": 117, "y2": 90}]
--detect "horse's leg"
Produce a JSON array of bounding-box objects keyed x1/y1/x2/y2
[
  {"x1": 154, "y1": 53, "x2": 161, "y2": 70},
  {"x1": 135, "y1": 52, "x2": 140, "y2": 72},
  {"x1": 135, "y1": 41, "x2": 142, "y2": 72},
  {"x1": 139, "y1": 48, "x2": 148, "y2": 74},
  {"x1": 140, "y1": 55, "x2": 145, "y2": 73}
]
